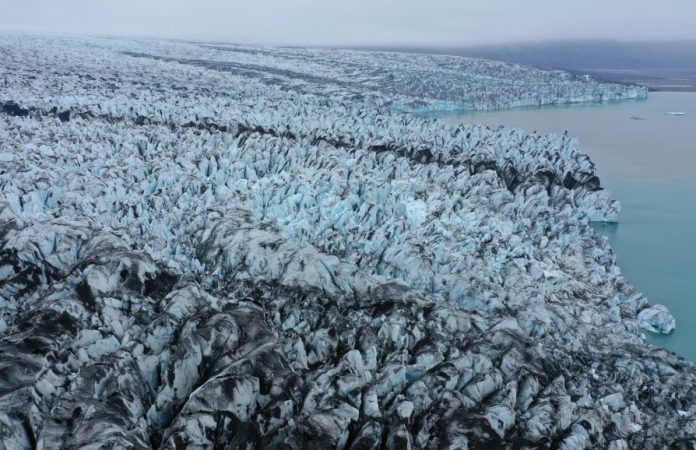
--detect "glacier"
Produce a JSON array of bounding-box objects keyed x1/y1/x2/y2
[{"x1": 0, "y1": 33, "x2": 693, "y2": 449}]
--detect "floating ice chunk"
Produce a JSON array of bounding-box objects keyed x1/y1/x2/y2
[{"x1": 637, "y1": 304, "x2": 676, "y2": 334}]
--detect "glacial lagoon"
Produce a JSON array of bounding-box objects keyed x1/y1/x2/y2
[{"x1": 438, "y1": 92, "x2": 696, "y2": 359}]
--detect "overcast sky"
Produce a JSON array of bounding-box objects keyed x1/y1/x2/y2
[{"x1": 1, "y1": 0, "x2": 695, "y2": 47}]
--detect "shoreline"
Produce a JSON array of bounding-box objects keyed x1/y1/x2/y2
[{"x1": 438, "y1": 91, "x2": 696, "y2": 359}]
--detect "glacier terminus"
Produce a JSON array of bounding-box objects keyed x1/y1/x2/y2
[{"x1": 0, "y1": 34, "x2": 693, "y2": 449}]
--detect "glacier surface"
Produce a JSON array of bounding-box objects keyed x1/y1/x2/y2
[{"x1": 0, "y1": 34, "x2": 692, "y2": 449}]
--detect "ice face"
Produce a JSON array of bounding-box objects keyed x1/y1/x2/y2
[{"x1": 0, "y1": 33, "x2": 691, "y2": 449}]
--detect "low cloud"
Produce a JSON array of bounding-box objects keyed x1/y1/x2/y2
[{"x1": 0, "y1": 0, "x2": 694, "y2": 46}]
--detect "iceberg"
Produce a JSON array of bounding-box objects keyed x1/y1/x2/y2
[{"x1": 637, "y1": 304, "x2": 676, "y2": 334}]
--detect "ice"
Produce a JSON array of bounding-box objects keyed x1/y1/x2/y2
[
  {"x1": 396, "y1": 400, "x2": 414, "y2": 419},
  {"x1": 0, "y1": 33, "x2": 692, "y2": 449},
  {"x1": 637, "y1": 304, "x2": 676, "y2": 334}
]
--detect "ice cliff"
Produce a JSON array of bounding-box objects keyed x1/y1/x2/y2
[{"x1": 0, "y1": 34, "x2": 692, "y2": 449}]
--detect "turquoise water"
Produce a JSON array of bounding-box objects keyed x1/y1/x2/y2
[{"x1": 438, "y1": 92, "x2": 696, "y2": 359}]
